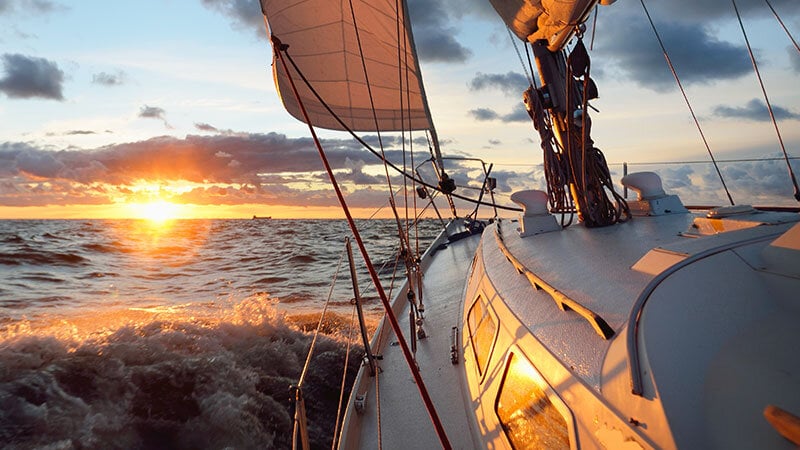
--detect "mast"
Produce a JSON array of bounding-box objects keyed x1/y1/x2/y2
[{"x1": 491, "y1": 0, "x2": 628, "y2": 226}]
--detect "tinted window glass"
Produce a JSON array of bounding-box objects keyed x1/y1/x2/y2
[
  {"x1": 467, "y1": 296, "x2": 496, "y2": 376},
  {"x1": 496, "y1": 354, "x2": 570, "y2": 449}
]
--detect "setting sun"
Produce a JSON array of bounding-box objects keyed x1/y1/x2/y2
[{"x1": 127, "y1": 200, "x2": 182, "y2": 222}]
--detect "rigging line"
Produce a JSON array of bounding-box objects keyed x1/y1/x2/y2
[
  {"x1": 507, "y1": 27, "x2": 533, "y2": 85},
  {"x1": 397, "y1": 0, "x2": 451, "y2": 218},
  {"x1": 374, "y1": 357, "x2": 382, "y2": 450},
  {"x1": 346, "y1": 0, "x2": 405, "y2": 219},
  {"x1": 368, "y1": 186, "x2": 405, "y2": 220},
  {"x1": 349, "y1": 0, "x2": 408, "y2": 264},
  {"x1": 764, "y1": 0, "x2": 800, "y2": 54},
  {"x1": 619, "y1": 156, "x2": 800, "y2": 166},
  {"x1": 271, "y1": 36, "x2": 452, "y2": 450},
  {"x1": 397, "y1": 0, "x2": 418, "y2": 248},
  {"x1": 732, "y1": 0, "x2": 800, "y2": 202},
  {"x1": 524, "y1": 42, "x2": 539, "y2": 90},
  {"x1": 293, "y1": 241, "x2": 346, "y2": 450},
  {"x1": 394, "y1": 0, "x2": 411, "y2": 242},
  {"x1": 590, "y1": 5, "x2": 598, "y2": 51},
  {"x1": 640, "y1": 0, "x2": 734, "y2": 206},
  {"x1": 491, "y1": 156, "x2": 800, "y2": 169},
  {"x1": 274, "y1": 46, "x2": 522, "y2": 213},
  {"x1": 297, "y1": 247, "x2": 345, "y2": 387},
  {"x1": 331, "y1": 305, "x2": 357, "y2": 450},
  {"x1": 372, "y1": 245, "x2": 404, "y2": 450}
]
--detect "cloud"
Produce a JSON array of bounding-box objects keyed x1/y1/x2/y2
[
  {"x1": 790, "y1": 46, "x2": 800, "y2": 72},
  {"x1": 0, "y1": 131, "x2": 474, "y2": 210},
  {"x1": 469, "y1": 108, "x2": 499, "y2": 121},
  {"x1": 45, "y1": 130, "x2": 97, "y2": 136},
  {"x1": 195, "y1": 122, "x2": 220, "y2": 132},
  {"x1": 200, "y1": 0, "x2": 269, "y2": 38},
  {"x1": 138, "y1": 105, "x2": 166, "y2": 119},
  {"x1": 0, "y1": 53, "x2": 65, "y2": 100},
  {"x1": 592, "y1": 15, "x2": 751, "y2": 91},
  {"x1": 468, "y1": 104, "x2": 529, "y2": 123},
  {"x1": 407, "y1": 0, "x2": 472, "y2": 63},
  {"x1": 92, "y1": 71, "x2": 126, "y2": 86},
  {"x1": 138, "y1": 105, "x2": 173, "y2": 129},
  {"x1": 622, "y1": 156, "x2": 800, "y2": 207},
  {"x1": 216, "y1": 0, "x2": 472, "y2": 63},
  {"x1": 713, "y1": 98, "x2": 800, "y2": 121},
  {"x1": 2, "y1": 136, "x2": 797, "y2": 209},
  {"x1": 469, "y1": 72, "x2": 529, "y2": 96},
  {"x1": 0, "y1": 0, "x2": 61, "y2": 15},
  {"x1": 630, "y1": 0, "x2": 800, "y2": 23},
  {"x1": 317, "y1": 158, "x2": 387, "y2": 186},
  {"x1": 0, "y1": 132, "x2": 416, "y2": 208}
]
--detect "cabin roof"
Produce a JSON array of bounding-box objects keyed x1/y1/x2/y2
[{"x1": 482, "y1": 211, "x2": 798, "y2": 390}]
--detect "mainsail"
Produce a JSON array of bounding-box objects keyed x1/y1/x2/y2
[
  {"x1": 259, "y1": 0, "x2": 431, "y2": 133},
  {"x1": 489, "y1": 0, "x2": 615, "y2": 50}
]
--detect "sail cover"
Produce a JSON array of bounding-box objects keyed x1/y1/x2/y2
[
  {"x1": 260, "y1": 0, "x2": 431, "y2": 132},
  {"x1": 489, "y1": 0, "x2": 613, "y2": 50}
]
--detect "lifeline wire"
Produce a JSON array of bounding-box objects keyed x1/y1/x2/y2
[
  {"x1": 331, "y1": 299, "x2": 358, "y2": 450},
  {"x1": 732, "y1": 0, "x2": 800, "y2": 201}
]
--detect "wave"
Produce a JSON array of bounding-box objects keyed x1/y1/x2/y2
[
  {"x1": 287, "y1": 255, "x2": 316, "y2": 264},
  {"x1": 81, "y1": 242, "x2": 130, "y2": 254},
  {"x1": 0, "y1": 298, "x2": 365, "y2": 449},
  {"x1": 254, "y1": 276, "x2": 290, "y2": 284},
  {"x1": 0, "y1": 235, "x2": 25, "y2": 244},
  {"x1": 0, "y1": 250, "x2": 89, "y2": 267}
]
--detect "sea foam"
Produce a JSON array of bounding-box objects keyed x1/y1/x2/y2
[{"x1": 0, "y1": 297, "x2": 365, "y2": 449}]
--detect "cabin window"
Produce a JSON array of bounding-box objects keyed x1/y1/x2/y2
[
  {"x1": 467, "y1": 296, "x2": 496, "y2": 376},
  {"x1": 495, "y1": 353, "x2": 570, "y2": 450}
]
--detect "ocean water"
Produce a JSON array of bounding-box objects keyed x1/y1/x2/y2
[{"x1": 0, "y1": 218, "x2": 442, "y2": 449}]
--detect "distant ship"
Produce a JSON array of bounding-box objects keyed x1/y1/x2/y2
[{"x1": 252, "y1": 215, "x2": 272, "y2": 220}]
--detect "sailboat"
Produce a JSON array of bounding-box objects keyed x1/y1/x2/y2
[{"x1": 258, "y1": 0, "x2": 800, "y2": 448}]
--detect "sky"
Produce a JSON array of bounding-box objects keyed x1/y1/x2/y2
[{"x1": 1, "y1": 0, "x2": 799, "y2": 219}]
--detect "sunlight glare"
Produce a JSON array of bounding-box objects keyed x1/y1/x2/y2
[{"x1": 128, "y1": 200, "x2": 181, "y2": 223}]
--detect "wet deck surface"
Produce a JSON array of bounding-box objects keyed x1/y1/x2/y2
[{"x1": 346, "y1": 228, "x2": 482, "y2": 449}]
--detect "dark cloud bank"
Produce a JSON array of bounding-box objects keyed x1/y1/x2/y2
[{"x1": 0, "y1": 132, "x2": 447, "y2": 209}]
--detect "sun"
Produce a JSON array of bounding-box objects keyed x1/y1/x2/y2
[{"x1": 127, "y1": 200, "x2": 181, "y2": 222}]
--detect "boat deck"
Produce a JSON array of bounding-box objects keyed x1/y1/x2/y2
[
  {"x1": 339, "y1": 223, "x2": 482, "y2": 449},
  {"x1": 487, "y1": 211, "x2": 798, "y2": 391},
  {"x1": 484, "y1": 215, "x2": 688, "y2": 389}
]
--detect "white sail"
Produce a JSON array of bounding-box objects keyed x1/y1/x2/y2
[
  {"x1": 260, "y1": 0, "x2": 431, "y2": 133},
  {"x1": 488, "y1": 0, "x2": 614, "y2": 50}
]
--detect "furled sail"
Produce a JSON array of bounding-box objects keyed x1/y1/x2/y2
[
  {"x1": 259, "y1": 0, "x2": 431, "y2": 133},
  {"x1": 489, "y1": 0, "x2": 615, "y2": 50}
]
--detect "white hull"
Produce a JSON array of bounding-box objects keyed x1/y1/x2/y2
[{"x1": 339, "y1": 207, "x2": 800, "y2": 449}]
